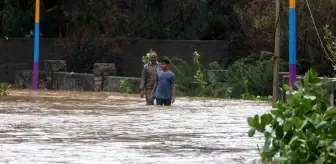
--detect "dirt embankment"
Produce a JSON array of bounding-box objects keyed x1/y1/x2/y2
[{"x1": 1, "y1": 89, "x2": 144, "y2": 110}]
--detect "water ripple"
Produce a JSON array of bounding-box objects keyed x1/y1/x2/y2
[{"x1": 0, "y1": 90, "x2": 270, "y2": 164}]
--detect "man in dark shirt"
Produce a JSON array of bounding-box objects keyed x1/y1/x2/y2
[{"x1": 152, "y1": 58, "x2": 176, "y2": 106}]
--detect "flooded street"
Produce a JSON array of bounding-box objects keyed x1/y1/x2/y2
[{"x1": 0, "y1": 90, "x2": 270, "y2": 164}]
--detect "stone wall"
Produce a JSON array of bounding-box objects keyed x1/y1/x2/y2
[
  {"x1": 13, "y1": 60, "x2": 142, "y2": 93},
  {"x1": 0, "y1": 38, "x2": 248, "y2": 83}
]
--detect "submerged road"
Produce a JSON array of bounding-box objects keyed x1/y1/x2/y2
[{"x1": 0, "y1": 90, "x2": 270, "y2": 164}]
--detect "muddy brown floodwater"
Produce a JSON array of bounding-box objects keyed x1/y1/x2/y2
[{"x1": 0, "y1": 90, "x2": 270, "y2": 164}]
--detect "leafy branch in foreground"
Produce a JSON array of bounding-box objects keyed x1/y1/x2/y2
[{"x1": 247, "y1": 69, "x2": 336, "y2": 163}]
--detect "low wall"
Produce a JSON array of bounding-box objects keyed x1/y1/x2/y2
[
  {"x1": 14, "y1": 70, "x2": 48, "y2": 89},
  {"x1": 103, "y1": 76, "x2": 140, "y2": 92},
  {"x1": 13, "y1": 60, "x2": 141, "y2": 93},
  {"x1": 13, "y1": 61, "x2": 228, "y2": 94},
  {"x1": 52, "y1": 72, "x2": 95, "y2": 91},
  {"x1": 14, "y1": 70, "x2": 141, "y2": 93}
]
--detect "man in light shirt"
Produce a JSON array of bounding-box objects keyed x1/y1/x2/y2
[{"x1": 139, "y1": 52, "x2": 161, "y2": 105}]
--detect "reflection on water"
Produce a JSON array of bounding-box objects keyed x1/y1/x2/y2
[{"x1": 0, "y1": 90, "x2": 270, "y2": 164}]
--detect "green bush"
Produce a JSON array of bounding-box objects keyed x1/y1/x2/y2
[
  {"x1": 225, "y1": 56, "x2": 287, "y2": 98},
  {"x1": 199, "y1": 83, "x2": 233, "y2": 98},
  {"x1": 118, "y1": 79, "x2": 133, "y2": 93},
  {"x1": 247, "y1": 69, "x2": 336, "y2": 163},
  {"x1": 168, "y1": 51, "x2": 228, "y2": 97},
  {"x1": 0, "y1": 83, "x2": 11, "y2": 97},
  {"x1": 142, "y1": 49, "x2": 154, "y2": 65},
  {"x1": 168, "y1": 53, "x2": 206, "y2": 96}
]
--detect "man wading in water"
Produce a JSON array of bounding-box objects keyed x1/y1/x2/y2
[
  {"x1": 140, "y1": 52, "x2": 161, "y2": 105},
  {"x1": 152, "y1": 58, "x2": 176, "y2": 106}
]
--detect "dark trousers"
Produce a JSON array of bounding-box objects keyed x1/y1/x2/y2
[
  {"x1": 156, "y1": 98, "x2": 171, "y2": 106},
  {"x1": 145, "y1": 88, "x2": 154, "y2": 105}
]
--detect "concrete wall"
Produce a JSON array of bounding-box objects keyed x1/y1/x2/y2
[{"x1": 0, "y1": 38, "x2": 248, "y2": 83}]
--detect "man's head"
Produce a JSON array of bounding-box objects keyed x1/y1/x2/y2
[
  {"x1": 160, "y1": 58, "x2": 170, "y2": 70},
  {"x1": 149, "y1": 52, "x2": 157, "y2": 64}
]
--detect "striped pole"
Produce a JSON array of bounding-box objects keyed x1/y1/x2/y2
[
  {"x1": 289, "y1": 0, "x2": 296, "y2": 90},
  {"x1": 32, "y1": 0, "x2": 40, "y2": 90}
]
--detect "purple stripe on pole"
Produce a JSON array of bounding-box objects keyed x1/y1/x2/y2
[
  {"x1": 289, "y1": 64, "x2": 296, "y2": 90},
  {"x1": 33, "y1": 62, "x2": 39, "y2": 90}
]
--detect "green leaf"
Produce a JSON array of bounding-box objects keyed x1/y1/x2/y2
[
  {"x1": 292, "y1": 117, "x2": 304, "y2": 128},
  {"x1": 271, "y1": 117, "x2": 279, "y2": 128},
  {"x1": 271, "y1": 109, "x2": 282, "y2": 117},
  {"x1": 276, "y1": 102, "x2": 284, "y2": 109},
  {"x1": 304, "y1": 68, "x2": 320, "y2": 85},
  {"x1": 284, "y1": 118, "x2": 294, "y2": 132},
  {"x1": 276, "y1": 157, "x2": 288, "y2": 162},
  {"x1": 283, "y1": 84, "x2": 292, "y2": 92},
  {"x1": 329, "y1": 152, "x2": 336, "y2": 158},
  {"x1": 303, "y1": 95, "x2": 316, "y2": 100},
  {"x1": 271, "y1": 139, "x2": 280, "y2": 153},
  {"x1": 248, "y1": 128, "x2": 256, "y2": 137},
  {"x1": 288, "y1": 93, "x2": 302, "y2": 105},
  {"x1": 316, "y1": 121, "x2": 328, "y2": 129},
  {"x1": 260, "y1": 152, "x2": 270, "y2": 161},
  {"x1": 257, "y1": 124, "x2": 265, "y2": 133},
  {"x1": 247, "y1": 117, "x2": 256, "y2": 128},
  {"x1": 300, "y1": 119, "x2": 312, "y2": 130},
  {"x1": 295, "y1": 81, "x2": 304, "y2": 89},
  {"x1": 329, "y1": 122, "x2": 336, "y2": 138},
  {"x1": 275, "y1": 125, "x2": 284, "y2": 139},
  {"x1": 289, "y1": 136, "x2": 302, "y2": 147},
  {"x1": 324, "y1": 106, "x2": 336, "y2": 119},
  {"x1": 253, "y1": 115, "x2": 264, "y2": 132},
  {"x1": 263, "y1": 132, "x2": 272, "y2": 152},
  {"x1": 283, "y1": 109, "x2": 293, "y2": 118},
  {"x1": 283, "y1": 131, "x2": 293, "y2": 144},
  {"x1": 254, "y1": 114, "x2": 259, "y2": 125},
  {"x1": 261, "y1": 113, "x2": 273, "y2": 126}
]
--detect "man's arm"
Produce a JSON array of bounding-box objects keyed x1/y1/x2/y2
[
  {"x1": 171, "y1": 74, "x2": 176, "y2": 102},
  {"x1": 139, "y1": 65, "x2": 147, "y2": 90},
  {"x1": 172, "y1": 84, "x2": 176, "y2": 98},
  {"x1": 151, "y1": 73, "x2": 158, "y2": 96}
]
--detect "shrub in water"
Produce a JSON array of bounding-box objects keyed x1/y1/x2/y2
[
  {"x1": 247, "y1": 69, "x2": 336, "y2": 163},
  {"x1": 0, "y1": 83, "x2": 11, "y2": 97}
]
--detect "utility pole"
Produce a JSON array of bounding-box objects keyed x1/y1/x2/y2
[{"x1": 272, "y1": 0, "x2": 281, "y2": 108}]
